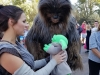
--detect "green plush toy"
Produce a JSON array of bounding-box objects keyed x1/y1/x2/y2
[
  {"x1": 44, "y1": 35, "x2": 68, "y2": 52},
  {"x1": 43, "y1": 34, "x2": 71, "y2": 75},
  {"x1": 52, "y1": 35, "x2": 68, "y2": 50}
]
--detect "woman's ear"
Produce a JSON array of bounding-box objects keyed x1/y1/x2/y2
[{"x1": 8, "y1": 18, "x2": 15, "y2": 27}]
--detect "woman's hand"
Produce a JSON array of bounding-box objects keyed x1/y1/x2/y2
[{"x1": 52, "y1": 51, "x2": 66, "y2": 64}]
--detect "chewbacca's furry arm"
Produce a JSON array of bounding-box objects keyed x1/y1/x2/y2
[{"x1": 66, "y1": 16, "x2": 83, "y2": 70}]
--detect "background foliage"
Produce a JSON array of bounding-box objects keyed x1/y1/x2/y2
[
  {"x1": 73, "y1": 0, "x2": 100, "y2": 25},
  {"x1": 0, "y1": 0, "x2": 100, "y2": 26},
  {"x1": 0, "y1": 0, "x2": 39, "y2": 27}
]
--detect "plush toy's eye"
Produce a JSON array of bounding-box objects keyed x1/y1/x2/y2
[{"x1": 54, "y1": 46, "x2": 57, "y2": 47}]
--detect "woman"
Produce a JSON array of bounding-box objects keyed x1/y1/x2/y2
[
  {"x1": 0, "y1": 5, "x2": 66, "y2": 75},
  {"x1": 85, "y1": 24, "x2": 91, "y2": 53},
  {"x1": 88, "y1": 24, "x2": 100, "y2": 75},
  {"x1": 81, "y1": 21, "x2": 87, "y2": 45}
]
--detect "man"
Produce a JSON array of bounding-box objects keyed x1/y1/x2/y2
[
  {"x1": 92, "y1": 21, "x2": 99, "y2": 33},
  {"x1": 76, "y1": 23, "x2": 83, "y2": 35}
]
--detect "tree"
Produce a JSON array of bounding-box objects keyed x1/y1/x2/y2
[
  {"x1": 93, "y1": 0, "x2": 100, "y2": 4},
  {"x1": 0, "y1": 0, "x2": 39, "y2": 27},
  {"x1": 95, "y1": 4, "x2": 100, "y2": 17},
  {"x1": 74, "y1": 0, "x2": 100, "y2": 24},
  {"x1": 11, "y1": 0, "x2": 38, "y2": 26},
  {"x1": 0, "y1": 0, "x2": 11, "y2": 5}
]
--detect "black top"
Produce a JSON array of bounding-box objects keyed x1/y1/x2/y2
[
  {"x1": 0, "y1": 48, "x2": 20, "y2": 75},
  {"x1": 86, "y1": 30, "x2": 91, "y2": 38}
]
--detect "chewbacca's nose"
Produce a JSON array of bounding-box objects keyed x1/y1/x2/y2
[{"x1": 53, "y1": 15, "x2": 58, "y2": 19}]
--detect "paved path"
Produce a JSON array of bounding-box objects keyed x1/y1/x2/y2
[{"x1": 71, "y1": 46, "x2": 89, "y2": 75}]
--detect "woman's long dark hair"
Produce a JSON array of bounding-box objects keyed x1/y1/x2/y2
[{"x1": 0, "y1": 5, "x2": 23, "y2": 32}]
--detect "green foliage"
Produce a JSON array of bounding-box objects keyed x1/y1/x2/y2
[
  {"x1": 95, "y1": 5, "x2": 100, "y2": 17},
  {"x1": 0, "y1": 0, "x2": 39, "y2": 27},
  {"x1": 73, "y1": 0, "x2": 100, "y2": 25},
  {"x1": 93, "y1": 0, "x2": 100, "y2": 4},
  {"x1": 11, "y1": 0, "x2": 38, "y2": 27},
  {"x1": 0, "y1": 0, "x2": 12, "y2": 5},
  {"x1": 78, "y1": 0, "x2": 86, "y2": 4},
  {"x1": 12, "y1": 0, "x2": 26, "y2": 5}
]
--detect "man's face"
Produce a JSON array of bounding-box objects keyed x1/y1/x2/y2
[{"x1": 94, "y1": 22, "x2": 99, "y2": 27}]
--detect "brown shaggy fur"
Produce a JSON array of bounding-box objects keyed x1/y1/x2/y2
[{"x1": 25, "y1": 0, "x2": 83, "y2": 70}]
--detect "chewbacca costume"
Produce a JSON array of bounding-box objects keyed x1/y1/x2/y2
[{"x1": 25, "y1": 0, "x2": 83, "y2": 71}]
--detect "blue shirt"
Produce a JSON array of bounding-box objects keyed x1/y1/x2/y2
[{"x1": 88, "y1": 31, "x2": 100, "y2": 63}]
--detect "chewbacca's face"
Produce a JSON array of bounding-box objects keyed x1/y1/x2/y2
[{"x1": 39, "y1": 0, "x2": 71, "y2": 25}]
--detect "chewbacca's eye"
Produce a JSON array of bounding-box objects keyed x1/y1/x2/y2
[
  {"x1": 57, "y1": 11, "x2": 61, "y2": 15},
  {"x1": 47, "y1": 10, "x2": 52, "y2": 13},
  {"x1": 57, "y1": 10, "x2": 62, "y2": 13},
  {"x1": 58, "y1": 13, "x2": 61, "y2": 15}
]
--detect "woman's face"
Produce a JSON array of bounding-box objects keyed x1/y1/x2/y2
[{"x1": 13, "y1": 13, "x2": 27, "y2": 36}]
